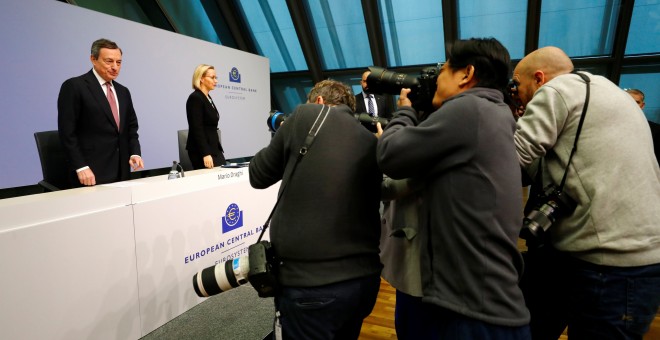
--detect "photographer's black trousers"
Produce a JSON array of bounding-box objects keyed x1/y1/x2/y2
[{"x1": 520, "y1": 246, "x2": 568, "y2": 340}]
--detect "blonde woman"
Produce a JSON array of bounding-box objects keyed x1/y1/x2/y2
[{"x1": 186, "y1": 64, "x2": 225, "y2": 169}]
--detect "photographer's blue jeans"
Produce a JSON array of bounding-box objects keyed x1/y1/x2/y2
[
  {"x1": 564, "y1": 258, "x2": 660, "y2": 340},
  {"x1": 273, "y1": 273, "x2": 380, "y2": 340},
  {"x1": 523, "y1": 246, "x2": 660, "y2": 340}
]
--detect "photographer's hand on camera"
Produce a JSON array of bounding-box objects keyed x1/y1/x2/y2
[
  {"x1": 397, "y1": 88, "x2": 427, "y2": 121},
  {"x1": 397, "y1": 88, "x2": 413, "y2": 108},
  {"x1": 375, "y1": 122, "x2": 383, "y2": 138}
]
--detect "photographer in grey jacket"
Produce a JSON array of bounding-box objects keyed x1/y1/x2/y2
[{"x1": 513, "y1": 46, "x2": 660, "y2": 339}]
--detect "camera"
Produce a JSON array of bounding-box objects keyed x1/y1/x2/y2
[
  {"x1": 520, "y1": 185, "x2": 577, "y2": 245},
  {"x1": 192, "y1": 240, "x2": 279, "y2": 298},
  {"x1": 267, "y1": 110, "x2": 390, "y2": 133},
  {"x1": 366, "y1": 65, "x2": 440, "y2": 117}
]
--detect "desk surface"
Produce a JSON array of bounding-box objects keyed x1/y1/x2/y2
[{"x1": 0, "y1": 185, "x2": 131, "y2": 233}]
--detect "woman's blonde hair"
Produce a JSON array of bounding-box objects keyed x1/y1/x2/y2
[{"x1": 192, "y1": 64, "x2": 214, "y2": 90}]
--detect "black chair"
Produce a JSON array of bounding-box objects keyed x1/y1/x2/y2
[
  {"x1": 177, "y1": 129, "x2": 225, "y2": 171},
  {"x1": 177, "y1": 129, "x2": 194, "y2": 171},
  {"x1": 34, "y1": 130, "x2": 72, "y2": 191}
]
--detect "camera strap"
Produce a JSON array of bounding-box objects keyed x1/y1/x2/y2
[
  {"x1": 527, "y1": 71, "x2": 590, "y2": 212},
  {"x1": 558, "y1": 71, "x2": 591, "y2": 191},
  {"x1": 256, "y1": 105, "x2": 332, "y2": 242}
]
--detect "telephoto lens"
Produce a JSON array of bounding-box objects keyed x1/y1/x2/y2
[
  {"x1": 354, "y1": 113, "x2": 389, "y2": 133},
  {"x1": 367, "y1": 66, "x2": 420, "y2": 95},
  {"x1": 366, "y1": 65, "x2": 440, "y2": 117},
  {"x1": 192, "y1": 255, "x2": 250, "y2": 297}
]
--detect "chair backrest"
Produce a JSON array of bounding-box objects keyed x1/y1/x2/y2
[
  {"x1": 177, "y1": 129, "x2": 224, "y2": 170},
  {"x1": 34, "y1": 130, "x2": 71, "y2": 191},
  {"x1": 177, "y1": 129, "x2": 193, "y2": 171}
]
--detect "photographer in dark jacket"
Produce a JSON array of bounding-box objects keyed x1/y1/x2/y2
[
  {"x1": 378, "y1": 38, "x2": 530, "y2": 339},
  {"x1": 249, "y1": 79, "x2": 383, "y2": 340}
]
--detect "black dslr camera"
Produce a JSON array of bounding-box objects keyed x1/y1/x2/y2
[
  {"x1": 520, "y1": 185, "x2": 577, "y2": 246},
  {"x1": 366, "y1": 65, "x2": 440, "y2": 118},
  {"x1": 192, "y1": 240, "x2": 279, "y2": 298},
  {"x1": 246, "y1": 240, "x2": 279, "y2": 297}
]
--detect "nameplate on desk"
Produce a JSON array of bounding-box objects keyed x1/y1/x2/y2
[{"x1": 217, "y1": 169, "x2": 245, "y2": 182}]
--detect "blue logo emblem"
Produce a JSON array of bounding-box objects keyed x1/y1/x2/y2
[
  {"x1": 229, "y1": 67, "x2": 241, "y2": 83},
  {"x1": 222, "y1": 203, "x2": 244, "y2": 233}
]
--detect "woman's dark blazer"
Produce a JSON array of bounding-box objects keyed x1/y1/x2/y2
[{"x1": 185, "y1": 89, "x2": 223, "y2": 162}]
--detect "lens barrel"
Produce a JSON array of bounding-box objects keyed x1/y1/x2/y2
[
  {"x1": 353, "y1": 113, "x2": 389, "y2": 133},
  {"x1": 367, "y1": 66, "x2": 419, "y2": 95},
  {"x1": 267, "y1": 110, "x2": 288, "y2": 133},
  {"x1": 524, "y1": 201, "x2": 560, "y2": 237},
  {"x1": 192, "y1": 256, "x2": 250, "y2": 298}
]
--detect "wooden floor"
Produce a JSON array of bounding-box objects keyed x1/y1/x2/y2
[
  {"x1": 359, "y1": 278, "x2": 398, "y2": 339},
  {"x1": 358, "y1": 278, "x2": 660, "y2": 340}
]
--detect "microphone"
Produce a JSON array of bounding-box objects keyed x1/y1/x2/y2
[{"x1": 168, "y1": 161, "x2": 184, "y2": 180}]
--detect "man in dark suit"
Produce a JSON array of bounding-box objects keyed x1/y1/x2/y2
[
  {"x1": 58, "y1": 38, "x2": 143, "y2": 186},
  {"x1": 355, "y1": 70, "x2": 393, "y2": 119}
]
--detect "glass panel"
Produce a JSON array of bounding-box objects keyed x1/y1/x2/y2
[
  {"x1": 539, "y1": 0, "x2": 620, "y2": 58},
  {"x1": 619, "y1": 66, "x2": 660, "y2": 123},
  {"x1": 236, "y1": 0, "x2": 307, "y2": 73},
  {"x1": 159, "y1": 0, "x2": 221, "y2": 44},
  {"x1": 304, "y1": 0, "x2": 372, "y2": 70},
  {"x1": 74, "y1": 0, "x2": 152, "y2": 24},
  {"x1": 378, "y1": 0, "x2": 445, "y2": 67},
  {"x1": 625, "y1": 0, "x2": 660, "y2": 55},
  {"x1": 335, "y1": 74, "x2": 364, "y2": 100},
  {"x1": 457, "y1": 0, "x2": 527, "y2": 60},
  {"x1": 271, "y1": 77, "x2": 315, "y2": 113},
  {"x1": 573, "y1": 64, "x2": 608, "y2": 77}
]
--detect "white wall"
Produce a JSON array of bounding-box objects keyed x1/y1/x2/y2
[{"x1": 0, "y1": 0, "x2": 271, "y2": 189}]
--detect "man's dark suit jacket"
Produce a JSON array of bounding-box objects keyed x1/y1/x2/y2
[
  {"x1": 58, "y1": 70, "x2": 141, "y2": 185},
  {"x1": 649, "y1": 120, "x2": 660, "y2": 166},
  {"x1": 185, "y1": 89, "x2": 225, "y2": 169},
  {"x1": 355, "y1": 92, "x2": 393, "y2": 119}
]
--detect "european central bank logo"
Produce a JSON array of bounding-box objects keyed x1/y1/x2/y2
[
  {"x1": 229, "y1": 67, "x2": 241, "y2": 83},
  {"x1": 222, "y1": 203, "x2": 244, "y2": 233}
]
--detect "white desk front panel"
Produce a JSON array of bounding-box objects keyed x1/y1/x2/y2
[
  {"x1": 130, "y1": 167, "x2": 279, "y2": 335},
  {"x1": 0, "y1": 188, "x2": 140, "y2": 340}
]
